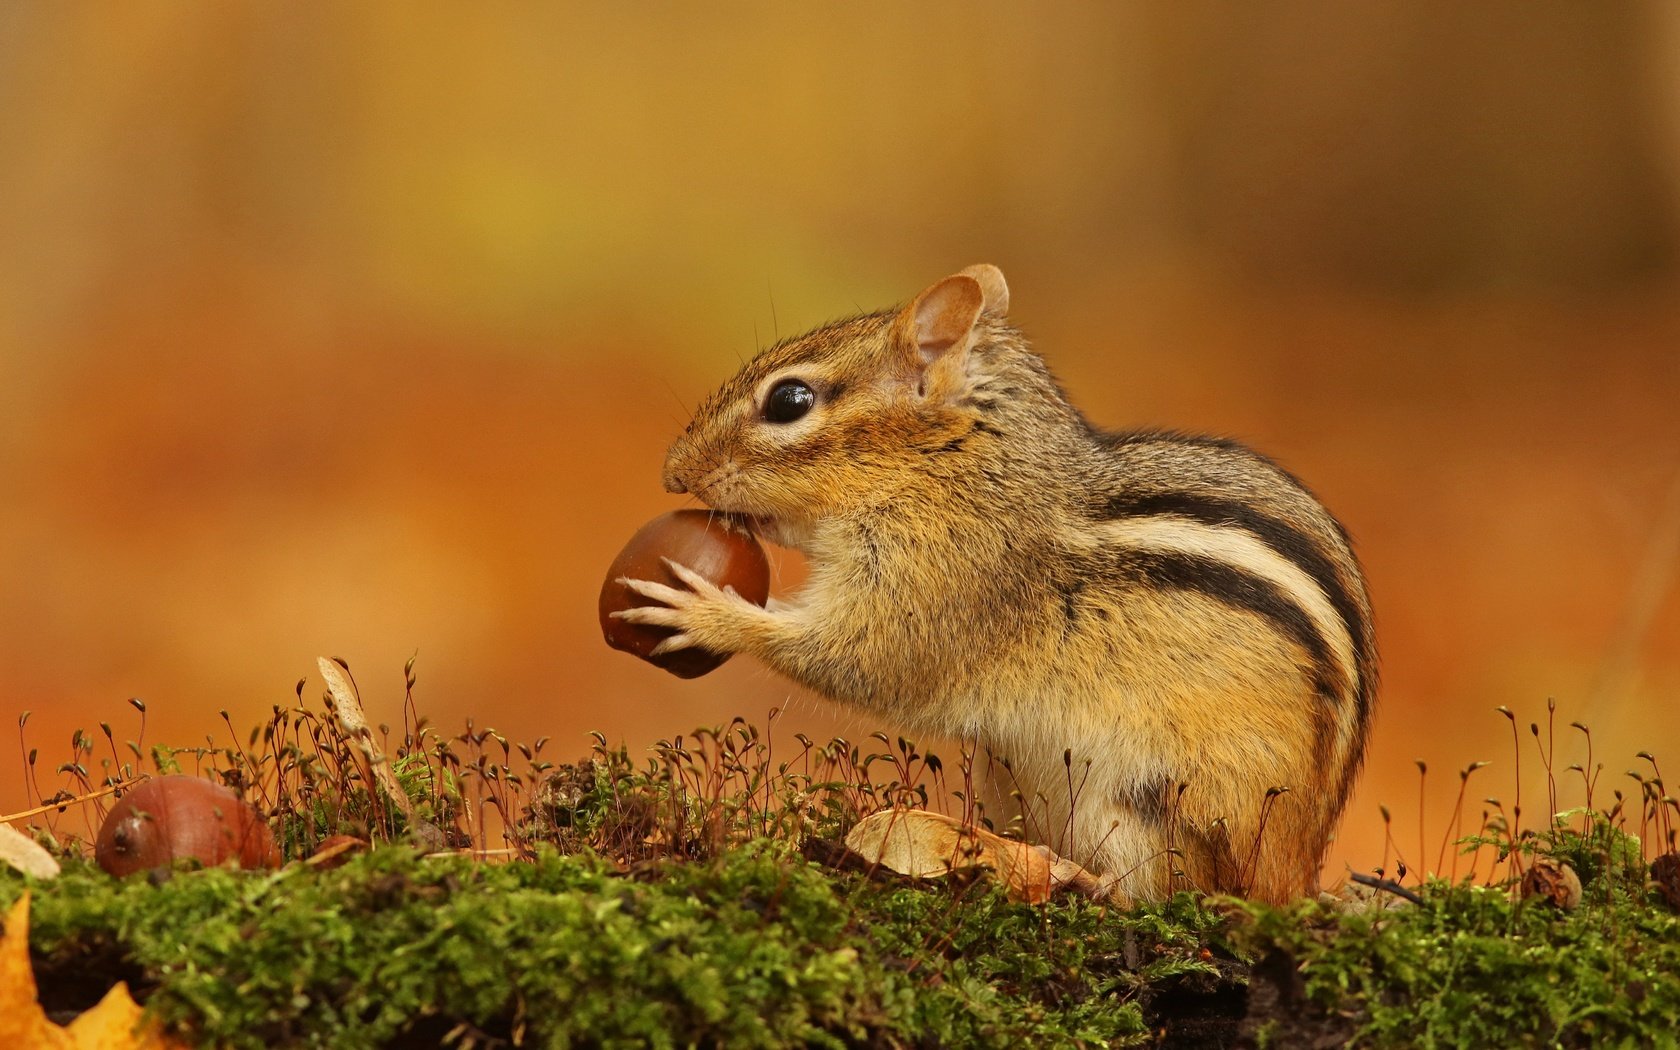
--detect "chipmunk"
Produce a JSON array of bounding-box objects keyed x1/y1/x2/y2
[{"x1": 615, "y1": 265, "x2": 1376, "y2": 903}]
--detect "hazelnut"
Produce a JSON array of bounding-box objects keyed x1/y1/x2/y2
[
  {"x1": 599, "y1": 510, "x2": 770, "y2": 678},
  {"x1": 94, "y1": 775, "x2": 279, "y2": 877}
]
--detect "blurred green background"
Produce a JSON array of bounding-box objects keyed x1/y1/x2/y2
[{"x1": 3, "y1": 3, "x2": 1678, "y2": 878}]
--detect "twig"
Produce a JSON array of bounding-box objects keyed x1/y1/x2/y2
[
  {"x1": 1350, "y1": 871, "x2": 1425, "y2": 905},
  {"x1": 0, "y1": 774, "x2": 150, "y2": 824}
]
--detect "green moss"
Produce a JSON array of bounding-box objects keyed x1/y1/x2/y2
[
  {"x1": 13, "y1": 701, "x2": 1680, "y2": 1047},
  {"x1": 9, "y1": 826, "x2": 1680, "y2": 1047},
  {"x1": 6, "y1": 844, "x2": 1187, "y2": 1048},
  {"x1": 1232, "y1": 861, "x2": 1680, "y2": 1047}
]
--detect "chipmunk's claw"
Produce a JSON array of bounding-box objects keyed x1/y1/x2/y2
[
  {"x1": 617, "y1": 576, "x2": 691, "y2": 609},
  {"x1": 610, "y1": 605, "x2": 677, "y2": 628},
  {"x1": 660, "y1": 558, "x2": 720, "y2": 596},
  {"x1": 614, "y1": 560, "x2": 763, "y2": 658},
  {"x1": 648, "y1": 633, "x2": 698, "y2": 656}
]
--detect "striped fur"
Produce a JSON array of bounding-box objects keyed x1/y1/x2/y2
[
  {"x1": 1092, "y1": 476, "x2": 1374, "y2": 722},
  {"x1": 1082, "y1": 433, "x2": 1378, "y2": 830}
]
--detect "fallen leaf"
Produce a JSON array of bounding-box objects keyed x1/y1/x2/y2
[
  {"x1": 1520, "y1": 859, "x2": 1583, "y2": 910},
  {"x1": 0, "y1": 894, "x2": 189, "y2": 1049},
  {"x1": 65, "y1": 982, "x2": 183, "y2": 1050},
  {"x1": 843, "y1": 809, "x2": 1118, "y2": 904},
  {"x1": 0, "y1": 825, "x2": 59, "y2": 880},
  {"x1": 1, "y1": 894, "x2": 71, "y2": 1048}
]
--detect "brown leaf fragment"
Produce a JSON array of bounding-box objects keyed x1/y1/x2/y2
[
  {"x1": 843, "y1": 809, "x2": 1121, "y2": 904},
  {"x1": 1519, "y1": 859, "x2": 1582, "y2": 910},
  {"x1": 1652, "y1": 852, "x2": 1680, "y2": 911}
]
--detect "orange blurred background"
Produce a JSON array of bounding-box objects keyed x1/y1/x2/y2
[{"x1": 3, "y1": 4, "x2": 1678, "y2": 880}]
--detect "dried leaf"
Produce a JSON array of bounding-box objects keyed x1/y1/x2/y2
[
  {"x1": 317, "y1": 657, "x2": 414, "y2": 823},
  {"x1": 0, "y1": 825, "x2": 59, "y2": 880},
  {"x1": 1520, "y1": 859, "x2": 1583, "y2": 910},
  {"x1": 843, "y1": 809, "x2": 1117, "y2": 903}
]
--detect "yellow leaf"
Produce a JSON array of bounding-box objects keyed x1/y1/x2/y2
[
  {"x1": 65, "y1": 980, "x2": 187, "y2": 1049},
  {"x1": 0, "y1": 894, "x2": 189, "y2": 1049},
  {"x1": 0, "y1": 894, "x2": 72, "y2": 1048}
]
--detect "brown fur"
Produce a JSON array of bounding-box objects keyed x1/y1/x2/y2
[{"x1": 620, "y1": 266, "x2": 1376, "y2": 904}]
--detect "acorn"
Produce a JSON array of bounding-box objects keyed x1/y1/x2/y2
[
  {"x1": 95, "y1": 775, "x2": 279, "y2": 877},
  {"x1": 599, "y1": 510, "x2": 770, "y2": 678}
]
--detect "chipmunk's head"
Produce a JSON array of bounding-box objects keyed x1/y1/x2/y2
[{"x1": 662, "y1": 265, "x2": 1011, "y2": 547}]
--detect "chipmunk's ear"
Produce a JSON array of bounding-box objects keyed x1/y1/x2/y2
[
  {"x1": 896, "y1": 271, "x2": 985, "y2": 371},
  {"x1": 894, "y1": 265, "x2": 1009, "y2": 400},
  {"x1": 958, "y1": 264, "x2": 1009, "y2": 318}
]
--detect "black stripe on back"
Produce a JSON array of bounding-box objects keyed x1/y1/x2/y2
[
  {"x1": 1114, "y1": 550, "x2": 1334, "y2": 679},
  {"x1": 1111, "y1": 548, "x2": 1339, "y2": 760},
  {"x1": 1096, "y1": 492, "x2": 1370, "y2": 720}
]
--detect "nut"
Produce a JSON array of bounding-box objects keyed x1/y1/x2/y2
[
  {"x1": 95, "y1": 776, "x2": 278, "y2": 877},
  {"x1": 599, "y1": 510, "x2": 770, "y2": 678}
]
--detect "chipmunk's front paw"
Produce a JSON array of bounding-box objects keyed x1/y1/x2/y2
[{"x1": 612, "y1": 557, "x2": 769, "y2": 656}]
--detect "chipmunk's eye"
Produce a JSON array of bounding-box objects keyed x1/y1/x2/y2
[{"x1": 762, "y1": 379, "x2": 816, "y2": 424}]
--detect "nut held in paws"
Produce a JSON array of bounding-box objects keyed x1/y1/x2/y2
[{"x1": 599, "y1": 510, "x2": 770, "y2": 678}]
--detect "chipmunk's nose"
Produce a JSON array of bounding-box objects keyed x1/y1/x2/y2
[{"x1": 663, "y1": 467, "x2": 687, "y2": 494}]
